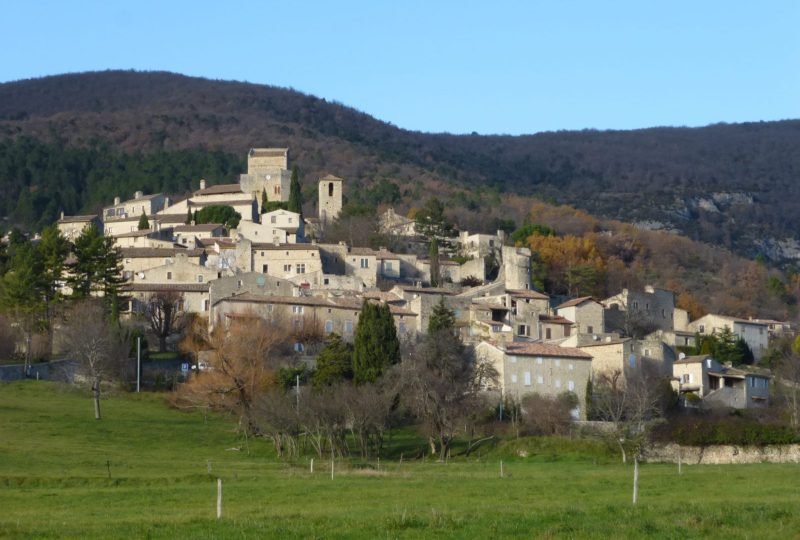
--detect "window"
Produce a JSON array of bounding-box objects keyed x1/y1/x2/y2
[
  {"x1": 166, "y1": 271, "x2": 172, "y2": 280},
  {"x1": 568, "y1": 381, "x2": 575, "y2": 391},
  {"x1": 699, "y1": 324, "x2": 705, "y2": 333},
  {"x1": 399, "y1": 321, "x2": 406, "y2": 334},
  {"x1": 537, "y1": 375, "x2": 544, "y2": 384},
  {"x1": 296, "y1": 263, "x2": 306, "y2": 274},
  {"x1": 510, "y1": 356, "x2": 517, "y2": 364},
  {"x1": 587, "y1": 325, "x2": 593, "y2": 334},
  {"x1": 294, "y1": 342, "x2": 304, "y2": 352},
  {"x1": 328, "y1": 182, "x2": 334, "y2": 197},
  {"x1": 629, "y1": 354, "x2": 636, "y2": 368},
  {"x1": 274, "y1": 186, "x2": 280, "y2": 195},
  {"x1": 385, "y1": 262, "x2": 393, "y2": 271},
  {"x1": 644, "y1": 349, "x2": 651, "y2": 357},
  {"x1": 524, "y1": 372, "x2": 531, "y2": 386},
  {"x1": 555, "y1": 379, "x2": 561, "y2": 388},
  {"x1": 360, "y1": 258, "x2": 369, "y2": 268},
  {"x1": 323, "y1": 278, "x2": 329, "y2": 285},
  {"x1": 749, "y1": 378, "x2": 755, "y2": 388},
  {"x1": 555, "y1": 359, "x2": 560, "y2": 367},
  {"x1": 518, "y1": 324, "x2": 527, "y2": 336},
  {"x1": 262, "y1": 264, "x2": 268, "y2": 273},
  {"x1": 203, "y1": 299, "x2": 209, "y2": 311},
  {"x1": 545, "y1": 328, "x2": 552, "y2": 340},
  {"x1": 706, "y1": 358, "x2": 712, "y2": 369},
  {"x1": 283, "y1": 264, "x2": 292, "y2": 272},
  {"x1": 324, "y1": 320, "x2": 334, "y2": 333},
  {"x1": 632, "y1": 301, "x2": 639, "y2": 309},
  {"x1": 292, "y1": 305, "x2": 304, "y2": 314},
  {"x1": 344, "y1": 320, "x2": 353, "y2": 333},
  {"x1": 682, "y1": 373, "x2": 690, "y2": 383},
  {"x1": 271, "y1": 216, "x2": 276, "y2": 224},
  {"x1": 662, "y1": 309, "x2": 666, "y2": 318},
  {"x1": 568, "y1": 363, "x2": 574, "y2": 370},
  {"x1": 536, "y1": 357, "x2": 543, "y2": 365},
  {"x1": 511, "y1": 374, "x2": 518, "y2": 384},
  {"x1": 197, "y1": 275, "x2": 204, "y2": 283}
]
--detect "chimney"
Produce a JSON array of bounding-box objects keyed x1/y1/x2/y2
[
  {"x1": 114, "y1": 196, "x2": 121, "y2": 206},
  {"x1": 199, "y1": 178, "x2": 207, "y2": 190},
  {"x1": 134, "y1": 191, "x2": 143, "y2": 200},
  {"x1": 60, "y1": 211, "x2": 64, "y2": 220},
  {"x1": 164, "y1": 196, "x2": 170, "y2": 208}
]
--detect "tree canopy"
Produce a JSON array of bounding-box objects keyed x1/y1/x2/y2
[{"x1": 352, "y1": 301, "x2": 400, "y2": 384}]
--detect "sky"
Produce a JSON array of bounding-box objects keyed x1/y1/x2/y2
[{"x1": 1, "y1": 1, "x2": 798, "y2": 135}]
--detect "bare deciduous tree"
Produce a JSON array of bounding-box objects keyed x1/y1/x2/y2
[
  {"x1": 61, "y1": 300, "x2": 131, "y2": 420},
  {"x1": 146, "y1": 290, "x2": 185, "y2": 352}
]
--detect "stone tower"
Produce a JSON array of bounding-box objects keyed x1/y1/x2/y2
[
  {"x1": 318, "y1": 174, "x2": 343, "y2": 224},
  {"x1": 239, "y1": 148, "x2": 292, "y2": 204}
]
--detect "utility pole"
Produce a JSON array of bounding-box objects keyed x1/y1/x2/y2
[
  {"x1": 296, "y1": 374, "x2": 300, "y2": 411},
  {"x1": 136, "y1": 336, "x2": 141, "y2": 392}
]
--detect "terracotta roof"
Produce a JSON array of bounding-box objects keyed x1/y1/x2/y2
[
  {"x1": 556, "y1": 296, "x2": 595, "y2": 309},
  {"x1": 194, "y1": 183, "x2": 243, "y2": 196},
  {"x1": 121, "y1": 247, "x2": 204, "y2": 258},
  {"x1": 57, "y1": 214, "x2": 98, "y2": 224},
  {"x1": 122, "y1": 283, "x2": 210, "y2": 292},
  {"x1": 188, "y1": 198, "x2": 254, "y2": 207},
  {"x1": 173, "y1": 223, "x2": 225, "y2": 233},
  {"x1": 539, "y1": 314, "x2": 574, "y2": 325},
  {"x1": 505, "y1": 342, "x2": 592, "y2": 359},
  {"x1": 251, "y1": 243, "x2": 319, "y2": 251},
  {"x1": 507, "y1": 289, "x2": 549, "y2": 300}
]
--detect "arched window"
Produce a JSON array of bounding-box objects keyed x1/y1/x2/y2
[{"x1": 328, "y1": 182, "x2": 334, "y2": 197}]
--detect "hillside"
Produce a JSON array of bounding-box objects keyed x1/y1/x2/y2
[{"x1": 2, "y1": 71, "x2": 800, "y2": 262}]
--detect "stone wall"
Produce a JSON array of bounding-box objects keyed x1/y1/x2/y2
[{"x1": 643, "y1": 443, "x2": 800, "y2": 464}]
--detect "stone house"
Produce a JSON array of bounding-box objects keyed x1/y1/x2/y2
[
  {"x1": 672, "y1": 355, "x2": 770, "y2": 409},
  {"x1": 577, "y1": 335, "x2": 672, "y2": 382},
  {"x1": 213, "y1": 293, "x2": 417, "y2": 344},
  {"x1": 555, "y1": 296, "x2": 604, "y2": 336},
  {"x1": 603, "y1": 285, "x2": 676, "y2": 334},
  {"x1": 113, "y1": 229, "x2": 176, "y2": 249},
  {"x1": 121, "y1": 247, "x2": 205, "y2": 279},
  {"x1": 475, "y1": 341, "x2": 593, "y2": 419},
  {"x1": 172, "y1": 223, "x2": 226, "y2": 247},
  {"x1": 251, "y1": 243, "x2": 323, "y2": 285},
  {"x1": 458, "y1": 231, "x2": 503, "y2": 260},
  {"x1": 133, "y1": 253, "x2": 221, "y2": 285},
  {"x1": 251, "y1": 209, "x2": 304, "y2": 242},
  {"x1": 238, "y1": 148, "x2": 292, "y2": 204},
  {"x1": 122, "y1": 282, "x2": 211, "y2": 315},
  {"x1": 56, "y1": 213, "x2": 100, "y2": 241},
  {"x1": 379, "y1": 207, "x2": 417, "y2": 237},
  {"x1": 686, "y1": 314, "x2": 769, "y2": 361},
  {"x1": 103, "y1": 213, "x2": 187, "y2": 237},
  {"x1": 103, "y1": 192, "x2": 168, "y2": 223}
]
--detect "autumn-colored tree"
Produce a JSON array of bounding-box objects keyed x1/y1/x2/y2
[{"x1": 526, "y1": 233, "x2": 606, "y2": 296}]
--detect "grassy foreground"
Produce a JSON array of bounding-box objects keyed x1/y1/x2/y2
[{"x1": 1, "y1": 381, "x2": 799, "y2": 539}]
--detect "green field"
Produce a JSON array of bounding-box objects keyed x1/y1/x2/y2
[{"x1": 1, "y1": 381, "x2": 799, "y2": 539}]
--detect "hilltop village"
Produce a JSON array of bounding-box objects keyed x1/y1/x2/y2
[{"x1": 55, "y1": 148, "x2": 786, "y2": 418}]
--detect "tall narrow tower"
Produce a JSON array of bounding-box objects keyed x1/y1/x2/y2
[{"x1": 318, "y1": 174, "x2": 343, "y2": 224}]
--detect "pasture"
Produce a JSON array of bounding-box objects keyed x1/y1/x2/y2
[{"x1": 0, "y1": 381, "x2": 798, "y2": 538}]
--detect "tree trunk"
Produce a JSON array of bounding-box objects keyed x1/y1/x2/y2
[
  {"x1": 617, "y1": 439, "x2": 627, "y2": 464},
  {"x1": 93, "y1": 377, "x2": 102, "y2": 420},
  {"x1": 159, "y1": 335, "x2": 167, "y2": 353}
]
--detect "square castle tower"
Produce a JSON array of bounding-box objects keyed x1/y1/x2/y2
[
  {"x1": 239, "y1": 148, "x2": 292, "y2": 204},
  {"x1": 318, "y1": 174, "x2": 343, "y2": 223}
]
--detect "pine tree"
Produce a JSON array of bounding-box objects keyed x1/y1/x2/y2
[
  {"x1": 67, "y1": 225, "x2": 124, "y2": 302},
  {"x1": 352, "y1": 300, "x2": 400, "y2": 383},
  {"x1": 429, "y1": 238, "x2": 440, "y2": 287},
  {"x1": 137, "y1": 211, "x2": 149, "y2": 230},
  {"x1": 428, "y1": 296, "x2": 455, "y2": 333},
  {"x1": 261, "y1": 189, "x2": 269, "y2": 214},
  {"x1": 312, "y1": 333, "x2": 354, "y2": 387},
  {"x1": 287, "y1": 166, "x2": 303, "y2": 215},
  {"x1": 185, "y1": 207, "x2": 192, "y2": 225}
]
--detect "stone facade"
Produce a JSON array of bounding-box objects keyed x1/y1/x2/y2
[
  {"x1": 251, "y1": 244, "x2": 323, "y2": 284},
  {"x1": 556, "y1": 297, "x2": 604, "y2": 336},
  {"x1": 603, "y1": 285, "x2": 676, "y2": 333},
  {"x1": 318, "y1": 174, "x2": 343, "y2": 223},
  {"x1": 239, "y1": 148, "x2": 292, "y2": 203},
  {"x1": 686, "y1": 314, "x2": 769, "y2": 361},
  {"x1": 502, "y1": 246, "x2": 532, "y2": 290}
]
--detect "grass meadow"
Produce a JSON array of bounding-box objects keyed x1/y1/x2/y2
[{"x1": 1, "y1": 381, "x2": 799, "y2": 539}]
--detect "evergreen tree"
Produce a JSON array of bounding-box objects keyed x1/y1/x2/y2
[
  {"x1": 429, "y1": 238, "x2": 440, "y2": 287},
  {"x1": 138, "y1": 211, "x2": 149, "y2": 230},
  {"x1": 261, "y1": 189, "x2": 269, "y2": 214},
  {"x1": 185, "y1": 207, "x2": 192, "y2": 225},
  {"x1": 193, "y1": 210, "x2": 198, "y2": 224},
  {"x1": 0, "y1": 241, "x2": 46, "y2": 369},
  {"x1": 67, "y1": 225, "x2": 124, "y2": 302},
  {"x1": 428, "y1": 296, "x2": 455, "y2": 333},
  {"x1": 287, "y1": 166, "x2": 303, "y2": 215},
  {"x1": 352, "y1": 300, "x2": 400, "y2": 383},
  {"x1": 312, "y1": 333, "x2": 354, "y2": 387}
]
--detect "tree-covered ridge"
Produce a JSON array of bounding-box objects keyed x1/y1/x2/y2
[
  {"x1": 0, "y1": 137, "x2": 243, "y2": 230},
  {"x1": 3, "y1": 71, "x2": 800, "y2": 260}
]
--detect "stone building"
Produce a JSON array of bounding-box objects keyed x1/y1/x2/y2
[
  {"x1": 502, "y1": 245, "x2": 532, "y2": 290},
  {"x1": 476, "y1": 341, "x2": 593, "y2": 419},
  {"x1": 318, "y1": 174, "x2": 343, "y2": 224},
  {"x1": 603, "y1": 285, "x2": 676, "y2": 334},
  {"x1": 672, "y1": 355, "x2": 770, "y2": 409},
  {"x1": 103, "y1": 192, "x2": 168, "y2": 223},
  {"x1": 685, "y1": 314, "x2": 769, "y2": 361},
  {"x1": 555, "y1": 296, "x2": 604, "y2": 336},
  {"x1": 56, "y1": 213, "x2": 100, "y2": 241},
  {"x1": 121, "y1": 247, "x2": 205, "y2": 278},
  {"x1": 238, "y1": 148, "x2": 292, "y2": 203},
  {"x1": 251, "y1": 243, "x2": 323, "y2": 285}
]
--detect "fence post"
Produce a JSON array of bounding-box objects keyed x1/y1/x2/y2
[{"x1": 216, "y1": 478, "x2": 222, "y2": 519}]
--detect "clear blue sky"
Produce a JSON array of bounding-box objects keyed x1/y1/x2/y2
[{"x1": 1, "y1": 1, "x2": 798, "y2": 135}]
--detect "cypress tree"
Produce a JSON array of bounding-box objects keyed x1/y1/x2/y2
[
  {"x1": 138, "y1": 211, "x2": 149, "y2": 230},
  {"x1": 185, "y1": 207, "x2": 192, "y2": 225},
  {"x1": 261, "y1": 189, "x2": 269, "y2": 214},
  {"x1": 352, "y1": 300, "x2": 400, "y2": 383},
  {"x1": 429, "y1": 238, "x2": 440, "y2": 287},
  {"x1": 287, "y1": 166, "x2": 303, "y2": 215}
]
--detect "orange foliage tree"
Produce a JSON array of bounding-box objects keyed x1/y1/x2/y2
[{"x1": 526, "y1": 234, "x2": 607, "y2": 297}]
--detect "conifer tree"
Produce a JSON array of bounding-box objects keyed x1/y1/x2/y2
[
  {"x1": 138, "y1": 211, "x2": 149, "y2": 230},
  {"x1": 185, "y1": 207, "x2": 192, "y2": 225},
  {"x1": 428, "y1": 296, "x2": 455, "y2": 334},
  {"x1": 287, "y1": 166, "x2": 303, "y2": 215},
  {"x1": 67, "y1": 225, "x2": 124, "y2": 303},
  {"x1": 352, "y1": 300, "x2": 400, "y2": 383},
  {"x1": 261, "y1": 189, "x2": 269, "y2": 214},
  {"x1": 429, "y1": 238, "x2": 440, "y2": 287},
  {"x1": 312, "y1": 333, "x2": 354, "y2": 387}
]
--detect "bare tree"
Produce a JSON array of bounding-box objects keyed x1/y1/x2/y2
[
  {"x1": 592, "y1": 367, "x2": 666, "y2": 463},
  {"x1": 396, "y1": 330, "x2": 495, "y2": 459},
  {"x1": 342, "y1": 382, "x2": 394, "y2": 458},
  {"x1": 146, "y1": 290, "x2": 185, "y2": 352},
  {"x1": 61, "y1": 300, "x2": 131, "y2": 420},
  {"x1": 253, "y1": 388, "x2": 302, "y2": 458},
  {"x1": 771, "y1": 335, "x2": 800, "y2": 428},
  {"x1": 174, "y1": 311, "x2": 290, "y2": 433},
  {"x1": 520, "y1": 392, "x2": 578, "y2": 436}
]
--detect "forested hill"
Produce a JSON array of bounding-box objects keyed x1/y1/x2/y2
[{"x1": 2, "y1": 70, "x2": 800, "y2": 262}]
